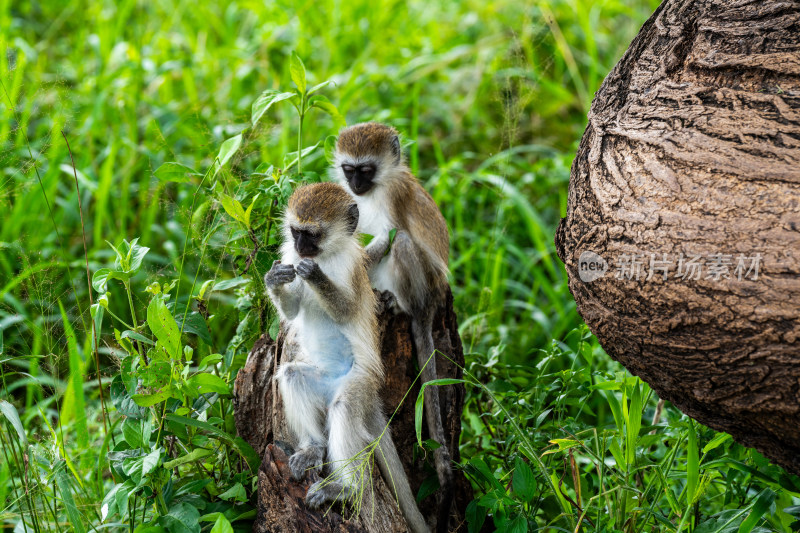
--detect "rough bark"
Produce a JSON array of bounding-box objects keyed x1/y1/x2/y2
[
  {"x1": 234, "y1": 290, "x2": 471, "y2": 532},
  {"x1": 556, "y1": 0, "x2": 800, "y2": 474}
]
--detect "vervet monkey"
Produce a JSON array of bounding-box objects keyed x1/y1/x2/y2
[
  {"x1": 265, "y1": 182, "x2": 429, "y2": 533},
  {"x1": 333, "y1": 123, "x2": 453, "y2": 532}
]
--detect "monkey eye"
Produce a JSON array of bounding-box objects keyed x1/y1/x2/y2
[{"x1": 342, "y1": 164, "x2": 355, "y2": 177}]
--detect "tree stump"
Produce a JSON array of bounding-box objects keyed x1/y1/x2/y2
[
  {"x1": 556, "y1": 0, "x2": 800, "y2": 473},
  {"x1": 233, "y1": 290, "x2": 472, "y2": 532}
]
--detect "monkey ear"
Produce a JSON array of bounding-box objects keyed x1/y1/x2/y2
[
  {"x1": 391, "y1": 134, "x2": 401, "y2": 163},
  {"x1": 346, "y1": 204, "x2": 359, "y2": 235}
]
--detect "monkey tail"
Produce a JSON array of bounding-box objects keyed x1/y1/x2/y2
[
  {"x1": 411, "y1": 318, "x2": 454, "y2": 533},
  {"x1": 374, "y1": 420, "x2": 431, "y2": 533}
]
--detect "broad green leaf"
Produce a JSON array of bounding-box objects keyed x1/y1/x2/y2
[
  {"x1": 289, "y1": 51, "x2": 306, "y2": 93},
  {"x1": 163, "y1": 447, "x2": 213, "y2": 470},
  {"x1": 128, "y1": 241, "x2": 150, "y2": 272},
  {"x1": 55, "y1": 461, "x2": 86, "y2": 533},
  {"x1": 155, "y1": 162, "x2": 200, "y2": 183},
  {"x1": 141, "y1": 448, "x2": 162, "y2": 476},
  {"x1": 211, "y1": 277, "x2": 250, "y2": 291},
  {"x1": 0, "y1": 400, "x2": 27, "y2": 447},
  {"x1": 233, "y1": 436, "x2": 261, "y2": 472},
  {"x1": 110, "y1": 374, "x2": 146, "y2": 419},
  {"x1": 310, "y1": 95, "x2": 345, "y2": 128},
  {"x1": 92, "y1": 267, "x2": 130, "y2": 292},
  {"x1": 132, "y1": 388, "x2": 173, "y2": 407},
  {"x1": 251, "y1": 90, "x2": 295, "y2": 126},
  {"x1": 218, "y1": 482, "x2": 247, "y2": 502},
  {"x1": 210, "y1": 515, "x2": 234, "y2": 533},
  {"x1": 214, "y1": 134, "x2": 242, "y2": 175},
  {"x1": 165, "y1": 414, "x2": 232, "y2": 442},
  {"x1": 161, "y1": 502, "x2": 201, "y2": 533},
  {"x1": 187, "y1": 373, "x2": 230, "y2": 396},
  {"x1": 179, "y1": 311, "x2": 212, "y2": 345},
  {"x1": 512, "y1": 457, "x2": 536, "y2": 502},
  {"x1": 147, "y1": 297, "x2": 181, "y2": 358},
  {"x1": 218, "y1": 193, "x2": 247, "y2": 227}
]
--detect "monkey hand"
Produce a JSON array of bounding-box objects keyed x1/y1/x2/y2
[
  {"x1": 295, "y1": 258, "x2": 323, "y2": 282},
  {"x1": 288, "y1": 446, "x2": 324, "y2": 480},
  {"x1": 265, "y1": 260, "x2": 296, "y2": 287}
]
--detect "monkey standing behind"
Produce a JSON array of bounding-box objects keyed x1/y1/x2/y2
[
  {"x1": 265, "y1": 182, "x2": 429, "y2": 533},
  {"x1": 333, "y1": 123, "x2": 454, "y2": 532}
]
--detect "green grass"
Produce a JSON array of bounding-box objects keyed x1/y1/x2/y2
[{"x1": 2, "y1": 0, "x2": 800, "y2": 532}]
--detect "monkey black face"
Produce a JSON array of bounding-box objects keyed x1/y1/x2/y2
[
  {"x1": 341, "y1": 163, "x2": 376, "y2": 195},
  {"x1": 291, "y1": 227, "x2": 321, "y2": 258}
]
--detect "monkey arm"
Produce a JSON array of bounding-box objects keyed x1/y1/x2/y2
[
  {"x1": 364, "y1": 235, "x2": 391, "y2": 268},
  {"x1": 295, "y1": 259, "x2": 358, "y2": 322},
  {"x1": 265, "y1": 261, "x2": 302, "y2": 320}
]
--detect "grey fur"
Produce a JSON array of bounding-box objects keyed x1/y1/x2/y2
[{"x1": 265, "y1": 188, "x2": 430, "y2": 533}]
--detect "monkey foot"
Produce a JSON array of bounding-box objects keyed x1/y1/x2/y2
[
  {"x1": 288, "y1": 446, "x2": 324, "y2": 481},
  {"x1": 305, "y1": 479, "x2": 354, "y2": 509}
]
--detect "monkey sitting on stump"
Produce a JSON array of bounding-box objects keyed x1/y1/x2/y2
[
  {"x1": 333, "y1": 123, "x2": 454, "y2": 533},
  {"x1": 264, "y1": 182, "x2": 429, "y2": 533}
]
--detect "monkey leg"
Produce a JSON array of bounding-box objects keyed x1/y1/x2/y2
[
  {"x1": 276, "y1": 362, "x2": 328, "y2": 480},
  {"x1": 306, "y1": 383, "x2": 375, "y2": 508},
  {"x1": 411, "y1": 315, "x2": 454, "y2": 533}
]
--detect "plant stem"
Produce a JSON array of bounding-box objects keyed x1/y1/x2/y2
[
  {"x1": 61, "y1": 131, "x2": 112, "y2": 441},
  {"x1": 297, "y1": 94, "x2": 305, "y2": 173}
]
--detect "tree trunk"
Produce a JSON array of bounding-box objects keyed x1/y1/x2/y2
[
  {"x1": 233, "y1": 290, "x2": 472, "y2": 532},
  {"x1": 555, "y1": 0, "x2": 800, "y2": 474}
]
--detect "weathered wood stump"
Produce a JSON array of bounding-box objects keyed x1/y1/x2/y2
[
  {"x1": 234, "y1": 290, "x2": 471, "y2": 532},
  {"x1": 555, "y1": 0, "x2": 800, "y2": 473}
]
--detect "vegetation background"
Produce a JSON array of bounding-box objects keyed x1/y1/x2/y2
[{"x1": 2, "y1": 0, "x2": 799, "y2": 532}]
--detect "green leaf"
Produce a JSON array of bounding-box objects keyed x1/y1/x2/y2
[
  {"x1": 244, "y1": 193, "x2": 260, "y2": 228},
  {"x1": 324, "y1": 135, "x2": 338, "y2": 164},
  {"x1": 307, "y1": 80, "x2": 332, "y2": 96},
  {"x1": 110, "y1": 374, "x2": 146, "y2": 419},
  {"x1": 147, "y1": 297, "x2": 181, "y2": 359},
  {"x1": 214, "y1": 134, "x2": 242, "y2": 175},
  {"x1": 155, "y1": 162, "x2": 200, "y2": 183},
  {"x1": 121, "y1": 329, "x2": 155, "y2": 346},
  {"x1": 512, "y1": 457, "x2": 537, "y2": 502},
  {"x1": 187, "y1": 373, "x2": 230, "y2": 396},
  {"x1": 251, "y1": 90, "x2": 296, "y2": 126},
  {"x1": 686, "y1": 419, "x2": 699, "y2": 505},
  {"x1": 309, "y1": 95, "x2": 345, "y2": 128},
  {"x1": 163, "y1": 447, "x2": 213, "y2": 470},
  {"x1": 0, "y1": 400, "x2": 26, "y2": 447},
  {"x1": 211, "y1": 277, "x2": 250, "y2": 291},
  {"x1": 233, "y1": 436, "x2": 261, "y2": 472},
  {"x1": 161, "y1": 502, "x2": 201, "y2": 533},
  {"x1": 56, "y1": 463, "x2": 86, "y2": 533},
  {"x1": 59, "y1": 300, "x2": 88, "y2": 447},
  {"x1": 218, "y1": 193, "x2": 247, "y2": 227},
  {"x1": 179, "y1": 312, "x2": 212, "y2": 345},
  {"x1": 141, "y1": 448, "x2": 162, "y2": 476},
  {"x1": 739, "y1": 489, "x2": 776, "y2": 533},
  {"x1": 289, "y1": 51, "x2": 306, "y2": 94},
  {"x1": 165, "y1": 414, "x2": 232, "y2": 442},
  {"x1": 210, "y1": 515, "x2": 234, "y2": 533},
  {"x1": 218, "y1": 482, "x2": 247, "y2": 502},
  {"x1": 508, "y1": 515, "x2": 528, "y2": 533},
  {"x1": 132, "y1": 388, "x2": 173, "y2": 407},
  {"x1": 415, "y1": 378, "x2": 465, "y2": 447},
  {"x1": 283, "y1": 141, "x2": 320, "y2": 170},
  {"x1": 703, "y1": 432, "x2": 732, "y2": 454},
  {"x1": 93, "y1": 267, "x2": 128, "y2": 292}
]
